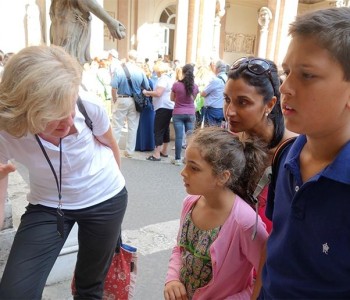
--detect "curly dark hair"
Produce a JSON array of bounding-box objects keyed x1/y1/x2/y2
[{"x1": 180, "y1": 64, "x2": 195, "y2": 96}]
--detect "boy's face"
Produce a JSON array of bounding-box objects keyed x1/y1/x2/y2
[{"x1": 280, "y1": 36, "x2": 350, "y2": 138}]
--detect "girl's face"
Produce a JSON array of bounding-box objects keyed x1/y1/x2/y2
[
  {"x1": 280, "y1": 36, "x2": 350, "y2": 138},
  {"x1": 224, "y1": 78, "x2": 273, "y2": 134},
  {"x1": 181, "y1": 143, "x2": 221, "y2": 196}
]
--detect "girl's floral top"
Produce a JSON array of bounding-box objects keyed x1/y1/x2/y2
[{"x1": 179, "y1": 207, "x2": 221, "y2": 299}]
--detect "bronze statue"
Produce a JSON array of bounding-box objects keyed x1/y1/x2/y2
[{"x1": 50, "y1": 0, "x2": 126, "y2": 64}]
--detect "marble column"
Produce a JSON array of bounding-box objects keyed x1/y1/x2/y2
[
  {"x1": 174, "y1": 0, "x2": 189, "y2": 64},
  {"x1": 212, "y1": 0, "x2": 225, "y2": 60},
  {"x1": 117, "y1": 0, "x2": 130, "y2": 59},
  {"x1": 186, "y1": 0, "x2": 200, "y2": 63},
  {"x1": 26, "y1": 0, "x2": 43, "y2": 46},
  {"x1": 196, "y1": 0, "x2": 216, "y2": 61},
  {"x1": 268, "y1": 0, "x2": 298, "y2": 67}
]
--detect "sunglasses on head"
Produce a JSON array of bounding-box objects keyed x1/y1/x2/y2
[{"x1": 230, "y1": 57, "x2": 276, "y2": 96}]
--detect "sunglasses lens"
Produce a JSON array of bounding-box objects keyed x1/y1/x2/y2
[
  {"x1": 248, "y1": 59, "x2": 270, "y2": 75},
  {"x1": 230, "y1": 57, "x2": 248, "y2": 70}
]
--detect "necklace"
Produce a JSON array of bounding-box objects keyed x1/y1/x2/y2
[{"x1": 35, "y1": 134, "x2": 64, "y2": 238}]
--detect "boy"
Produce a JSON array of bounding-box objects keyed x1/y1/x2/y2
[{"x1": 257, "y1": 7, "x2": 350, "y2": 298}]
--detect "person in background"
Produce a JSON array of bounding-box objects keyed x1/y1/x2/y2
[
  {"x1": 200, "y1": 59, "x2": 227, "y2": 127},
  {"x1": 254, "y1": 7, "x2": 350, "y2": 299},
  {"x1": 108, "y1": 49, "x2": 120, "y2": 78},
  {"x1": 111, "y1": 49, "x2": 150, "y2": 158},
  {"x1": 164, "y1": 127, "x2": 268, "y2": 300},
  {"x1": 0, "y1": 45, "x2": 127, "y2": 299},
  {"x1": 223, "y1": 57, "x2": 296, "y2": 233},
  {"x1": 135, "y1": 63, "x2": 155, "y2": 152},
  {"x1": 143, "y1": 62, "x2": 174, "y2": 161},
  {"x1": 170, "y1": 64, "x2": 199, "y2": 166},
  {"x1": 194, "y1": 58, "x2": 215, "y2": 128}
]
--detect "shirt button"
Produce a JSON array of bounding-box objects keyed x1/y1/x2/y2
[{"x1": 295, "y1": 186, "x2": 299, "y2": 192}]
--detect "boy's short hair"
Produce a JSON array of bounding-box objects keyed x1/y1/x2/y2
[{"x1": 289, "y1": 7, "x2": 350, "y2": 80}]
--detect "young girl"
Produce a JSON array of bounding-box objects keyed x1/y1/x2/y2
[{"x1": 164, "y1": 127, "x2": 269, "y2": 300}]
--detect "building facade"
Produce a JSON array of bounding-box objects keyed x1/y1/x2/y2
[{"x1": 0, "y1": 0, "x2": 347, "y2": 68}]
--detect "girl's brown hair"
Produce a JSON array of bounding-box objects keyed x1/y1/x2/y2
[{"x1": 188, "y1": 127, "x2": 268, "y2": 204}]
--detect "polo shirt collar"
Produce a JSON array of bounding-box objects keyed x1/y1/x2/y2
[{"x1": 285, "y1": 135, "x2": 350, "y2": 185}]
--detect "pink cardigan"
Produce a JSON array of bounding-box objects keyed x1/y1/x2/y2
[{"x1": 165, "y1": 195, "x2": 268, "y2": 299}]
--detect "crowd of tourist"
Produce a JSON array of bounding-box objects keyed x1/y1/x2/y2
[{"x1": 75, "y1": 48, "x2": 228, "y2": 165}]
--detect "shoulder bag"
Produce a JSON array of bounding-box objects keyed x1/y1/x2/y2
[{"x1": 121, "y1": 63, "x2": 147, "y2": 113}]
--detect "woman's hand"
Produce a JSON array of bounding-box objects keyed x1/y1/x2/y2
[
  {"x1": 142, "y1": 89, "x2": 150, "y2": 97},
  {"x1": 0, "y1": 162, "x2": 16, "y2": 180},
  {"x1": 164, "y1": 280, "x2": 188, "y2": 300}
]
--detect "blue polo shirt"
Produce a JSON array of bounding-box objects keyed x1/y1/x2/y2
[
  {"x1": 202, "y1": 72, "x2": 227, "y2": 108},
  {"x1": 110, "y1": 62, "x2": 149, "y2": 95},
  {"x1": 261, "y1": 135, "x2": 350, "y2": 299}
]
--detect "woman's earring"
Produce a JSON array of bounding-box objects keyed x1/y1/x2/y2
[{"x1": 265, "y1": 112, "x2": 269, "y2": 117}]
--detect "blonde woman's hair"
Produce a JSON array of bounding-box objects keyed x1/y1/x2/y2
[
  {"x1": 0, "y1": 45, "x2": 82, "y2": 137},
  {"x1": 153, "y1": 61, "x2": 170, "y2": 74}
]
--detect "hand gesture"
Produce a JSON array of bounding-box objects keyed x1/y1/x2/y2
[
  {"x1": 107, "y1": 19, "x2": 126, "y2": 40},
  {"x1": 0, "y1": 162, "x2": 16, "y2": 180},
  {"x1": 164, "y1": 280, "x2": 188, "y2": 300}
]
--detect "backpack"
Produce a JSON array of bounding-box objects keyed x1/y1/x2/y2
[
  {"x1": 251, "y1": 136, "x2": 296, "y2": 239},
  {"x1": 270, "y1": 137, "x2": 297, "y2": 192},
  {"x1": 265, "y1": 136, "x2": 297, "y2": 220}
]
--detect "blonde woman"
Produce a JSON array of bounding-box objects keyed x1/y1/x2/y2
[
  {"x1": 143, "y1": 62, "x2": 174, "y2": 161},
  {"x1": 0, "y1": 45, "x2": 127, "y2": 299}
]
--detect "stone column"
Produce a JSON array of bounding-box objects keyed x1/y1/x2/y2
[
  {"x1": 174, "y1": 0, "x2": 189, "y2": 64},
  {"x1": 26, "y1": 0, "x2": 43, "y2": 46},
  {"x1": 117, "y1": 0, "x2": 130, "y2": 59},
  {"x1": 257, "y1": 7, "x2": 272, "y2": 58},
  {"x1": 186, "y1": 0, "x2": 200, "y2": 63},
  {"x1": 212, "y1": 0, "x2": 225, "y2": 60},
  {"x1": 269, "y1": 0, "x2": 298, "y2": 67},
  {"x1": 196, "y1": 0, "x2": 216, "y2": 61}
]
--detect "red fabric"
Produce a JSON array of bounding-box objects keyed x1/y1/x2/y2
[
  {"x1": 71, "y1": 245, "x2": 137, "y2": 300},
  {"x1": 258, "y1": 186, "x2": 272, "y2": 233}
]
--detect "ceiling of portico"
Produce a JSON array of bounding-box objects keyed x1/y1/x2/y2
[
  {"x1": 299, "y1": 0, "x2": 324, "y2": 3},
  {"x1": 231, "y1": 0, "x2": 326, "y2": 7}
]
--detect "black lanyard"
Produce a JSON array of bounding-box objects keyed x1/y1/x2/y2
[{"x1": 35, "y1": 134, "x2": 64, "y2": 238}]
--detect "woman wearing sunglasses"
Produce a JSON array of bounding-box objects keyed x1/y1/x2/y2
[{"x1": 223, "y1": 57, "x2": 297, "y2": 233}]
